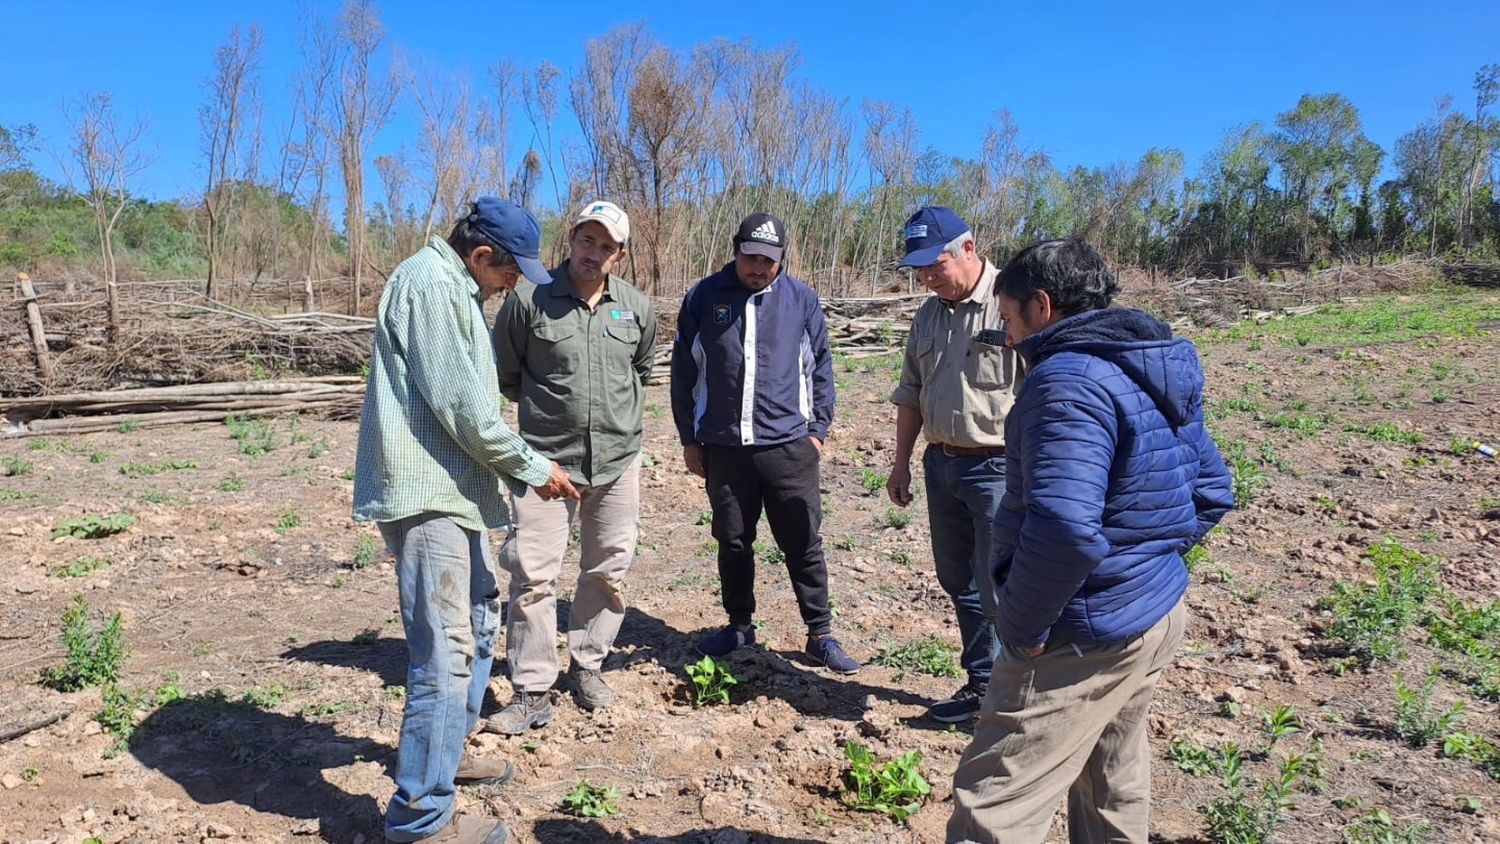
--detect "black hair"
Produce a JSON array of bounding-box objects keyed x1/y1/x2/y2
[
  {"x1": 998, "y1": 239, "x2": 1118, "y2": 315},
  {"x1": 446, "y1": 207, "x2": 518, "y2": 268}
]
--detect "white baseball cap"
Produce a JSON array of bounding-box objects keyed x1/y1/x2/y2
[{"x1": 574, "y1": 200, "x2": 629, "y2": 246}]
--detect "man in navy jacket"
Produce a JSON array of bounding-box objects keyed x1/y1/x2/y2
[
  {"x1": 670, "y1": 212, "x2": 860, "y2": 674},
  {"x1": 948, "y1": 239, "x2": 1233, "y2": 844}
]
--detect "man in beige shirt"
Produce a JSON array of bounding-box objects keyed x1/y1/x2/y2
[{"x1": 887, "y1": 206, "x2": 1020, "y2": 723}]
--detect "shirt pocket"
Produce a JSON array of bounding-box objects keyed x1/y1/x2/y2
[
  {"x1": 967, "y1": 341, "x2": 1012, "y2": 390},
  {"x1": 532, "y1": 322, "x2": 583, "y2": 374},
  {"x1": 604, "y1": 321, "x2": 642, "y2": 376}
]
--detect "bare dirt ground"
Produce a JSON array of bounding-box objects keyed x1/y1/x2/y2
[{"x1": 2, "y1": 291, "x2": 1500, "y2": 844}]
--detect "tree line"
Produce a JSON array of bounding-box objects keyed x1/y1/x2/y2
[{"x1": 1, "y1": 2, "x2": 1496, "y2": 312}]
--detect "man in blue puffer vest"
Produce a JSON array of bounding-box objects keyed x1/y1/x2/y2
[{"x1": 949, "y1": 239, "x2": 1233, "y2": 844}]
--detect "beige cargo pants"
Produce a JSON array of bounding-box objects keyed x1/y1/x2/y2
[
  {"x1": 948, "y1": 600, "x2": 1188, "y2": 844},
  {"x1": 499, "y1": 456, "x2": 640, "y2": 692}
]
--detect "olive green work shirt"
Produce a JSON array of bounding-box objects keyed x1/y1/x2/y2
[
  {"x1": 889, "y1": 258, "x2": 1020, "y2": 449},
  {"x1": 493, "y1": 261, "x2": 658, "y2": 487}
]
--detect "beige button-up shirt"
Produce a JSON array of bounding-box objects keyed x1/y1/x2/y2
[{"x1": 890, "y1": 258, "x2": 1020, "y2": 448}]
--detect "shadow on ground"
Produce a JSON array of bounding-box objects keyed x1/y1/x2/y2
[
  {"x1": 132, "y1": 693, "x2": 390, "y2": 842},
  {"x1": 532, "y1": 818, "x2": 827, "y2": 843}
]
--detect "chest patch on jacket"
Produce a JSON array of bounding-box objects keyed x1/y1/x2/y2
[{"x1": 712, "y1": 304, "x2": 733, "y2": 325}]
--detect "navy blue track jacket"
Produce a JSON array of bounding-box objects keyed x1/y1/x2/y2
[{"x1": 671, "y1": 263, "x2": 835, "y2": 448}]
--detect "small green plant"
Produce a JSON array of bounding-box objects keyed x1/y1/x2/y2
[
  {"x1": 1343, "y1": 808, "x2": 1431, "y2": 843},
  {"x1": 299, "y1": 700, "x2": 350, "y2": 719},
  {"x1": 1460, "y1": 796, "x2": 1483, "y2": 814},
  {"x1": 241, "y1": 684, "x2": 286, "y2": 710},
  {"x1": 843, "y1": 741, "x2": 931, "y2": 822},
  {"x1": 872, "y1": 635, "x2": 962, "y2": 680},
  {"x1": 352, "y1": 627, "x2": 380, "y2": 645},
  {"x1": 225, "y1": 414, "x2": 278, "y2": 455},
  {"x1": 1450, "y1": 438, "x2": 1476, "y2": 456},
  {"x1": 890, "y1": 548, "x2": 914, "y2": 566},
  {"x1": 1184, "y1": 544, "x2": 1211, "y2": 573},
  {"x1": 50, "y1": 556, "x2": 110, "y2": 579},
  {"x1": 52, "y1": 514, "x2": 135, "y2": 540},
  {"x1": 19, "y1": 766, "x2": 39, "y2": 783},
  {"x1": 1319, "y1": 541, "x2": 1441, "y2": 667},
  {"x1": 118, "y1": 459, "x2": 198, "y2": 478},
  {"x1": 685, "y1": 655, "x2": 737, "y2": 707},
  {"x1": 0, "y1": 488, "x2": 36, "y2": 502},
  {"x1": 116, "y1": 420, "x2": 141, "y2": 433},
  {"x1": 1394, "y1": 673, "x2": 1465, "y2": 748},
  {"x1": 306, "y1": 439, "x2": 330, "y2": 459},
  {"x1": 96, "y1": 684, "x2": 142, "y2": 756},
  {"x1": 2, "y1": 456, "x2": 34, "y2": 476},
  {"x1": 858, "y1": 467, "x2": 888, "y2": 495},
  {"x1": 219, "y1": 472, "x2": 246, "y2": 492},
  {"x1": 1345, "y1": 422, "x2": 1425, "y2": 445},
  {"x1": 1169, "y1": 739, "x2": 1222, "y2": 777},
  {"x1": 1197, "y1": 743, "x2": 1303, "y2": 844},
  {"x1": 1223, "y1": 441, "x2": 1268, "y2": 507},
  {"x1": 274, "y1": 510, "x2": 302, "y2": 536},
  {"x1": 1220, "y1": 701, "x2": 1243, "y2": 718},
  {"x1": 154, "y1": 676, "x2": 186, "y2": 706},
  {"x1": 1262, "y1": 704, "x2": 1302, "y2": 753},
  {"x1": 880, "y1": 507, "x2": 912, "y2": 529},
  {"x1": 1263, "y1": 412, "x2": 1328, "y2": 437},
  {"x1": 88, "y1": 450, "x2": 110, "y2": 464},
  {"x1": 351, "y1": 534, "x2": 380, "y2": 569},
  {"x1": 1443, "y1": 731, "x2": 1500, "y2": 781},
  {"x1": 40, "y1": 596, "x2": 127, "y2": 691},
  {"x1": 561, "y1": 781, "x2": 621, "y2": 818}
]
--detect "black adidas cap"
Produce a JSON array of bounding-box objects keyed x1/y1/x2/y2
[{"x1": 733, "y1": 212, "x2": 787, "y2": 262}]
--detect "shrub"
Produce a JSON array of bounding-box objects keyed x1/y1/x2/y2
[
  {"x1": 843, "y1": 741, "x2": 931, "y2": 822},
  {"x1": 41, "y1": 596, "x2": 127, "y2": 691}
]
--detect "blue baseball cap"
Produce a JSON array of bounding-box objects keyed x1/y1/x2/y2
[
  {"x1": 470, "y1": 196, "x2": 552, "y2": 285},
  {"x1": 898, "y1": 206, "x2": 971, "y2": 268}
]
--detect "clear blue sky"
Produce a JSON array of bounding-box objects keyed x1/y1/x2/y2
[{"x1": 3, "y1": 0, "x2": 1497, "y2": 205}]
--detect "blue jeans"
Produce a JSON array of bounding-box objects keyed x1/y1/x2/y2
[
  {"x1": 379, "y1": 514, "x2": 500, "y2": 842},
  {"x1": 923, "y1": 447, "x2": 1005, "y2": 687}
]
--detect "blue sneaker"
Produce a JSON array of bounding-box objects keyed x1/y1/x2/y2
[
  {"x1": 806, "y1": 635, "x2": 861, "y2": 675},
  {"x1": 697, "y1": 623, "x2": 756, "y2": 656}
]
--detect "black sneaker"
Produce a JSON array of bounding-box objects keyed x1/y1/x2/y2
[
  {"x1": 805, "y1": 635, "x2": 861, "y2": 675},
  {"x1": 697, "y1": 623, "x2": 756, "y2": 656},
  {"x1": 928, "y1": 682, "x2": 985, "y2": 723}
]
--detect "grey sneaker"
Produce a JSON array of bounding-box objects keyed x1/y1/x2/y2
[
  {"x1": 481, "y1": 691, "x2": 554, "y2": 735},
  {"x1": 571, "y1": 667, "x2": 617, "y2": 711}
]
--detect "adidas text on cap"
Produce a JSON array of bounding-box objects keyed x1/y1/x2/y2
[
  {"x1": 574, "y1": 199, "x2": 629, "y2": 245},
  {"x1": 899, "y1": 206, "x2": 970, "y2": 269},
  {"x1": 734, "y1": 212, "x2": 787, "y2": 262},
  {"x1": 470, "y1": 196, "x2": 552, "y2": 285}
]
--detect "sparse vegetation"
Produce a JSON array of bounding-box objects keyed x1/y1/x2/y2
[
  {"x1": 1319, "y1": 541, "x2": 1441, "y2": 667},
  {"x1": 872, "y1": 635, "x2": 962, "y2": 680},
  {"x1": 52, "y1": 514, "x2": 135, "y2": 540},
  {"x1": 561, "y1": 781, "x2": 621, "y2": 818},
  {"x1": 41, "y1": 596, "x2": 127, "y2": 692}
]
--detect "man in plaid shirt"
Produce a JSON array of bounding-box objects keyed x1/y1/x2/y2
[{"x1": 355, "y1": 197, "x2": 577, "y2": 844}]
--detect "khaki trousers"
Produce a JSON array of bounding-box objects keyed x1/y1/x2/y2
[
  {"x1": 948, "y1": 601, "x2": 1187, "y2": 844},
  {"x1": 499, "y1": 456, "x2": 640, "y2": 692}
]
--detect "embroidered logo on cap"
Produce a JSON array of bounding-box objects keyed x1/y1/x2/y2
[{"x1": 748, "y1": 220, "x2": 779, "y2": 243}]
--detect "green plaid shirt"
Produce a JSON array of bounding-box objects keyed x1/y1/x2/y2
[{"x1": 354, "y1": 236, "x2": 552, "y2": 531}]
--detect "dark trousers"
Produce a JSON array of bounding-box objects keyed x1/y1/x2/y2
[
  {"x1": 923, "y1": 446, "x2": 1005, "y2": 687},
  {"x1": 703, "y1": 438, "x2": 832, "y2": 636}
]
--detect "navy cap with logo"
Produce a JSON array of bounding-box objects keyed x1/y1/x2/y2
[
  {"x1": 899, "y1": 206, "x2": 971, "y2": 269},
  {"x1": 733, "y1": 212, "x2": 787, "y2": 262},
  {"x1": 469, "y1": 196, "x2": 552, "y2": 285}
]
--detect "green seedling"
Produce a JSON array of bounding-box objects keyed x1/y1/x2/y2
[
  {"x1": 40, "y1": 596, "x2": 127, "y2": 691},
  {"x1": 52, "y1": 514, "x2": 135, "y2": 540},
  {"x1": 1394, "y1": 673, "x2": 1465, "y2": 748},
  {"x1": 843, "y1": 741, "x2": 931, "y2": 822},
  {"x1": 561, "y1": 781, "x2": 621, "y2": 817},
  {"x1": 872, "y1": 635, "x2": 961, "y2": 680},
  {"x1": 685, "y1": 655, "x2": 737, "y2": 707}
]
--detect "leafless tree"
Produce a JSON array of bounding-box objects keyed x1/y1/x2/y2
[
  {"x1": 64, "y1": 92, "x2": 151, "y2": 344},
  {"x1": 200, "y1": 24, "x2": 263, "y2": 301},
  {"x1": 329, "y1": 0, "x2": 399, "y2": 314}
]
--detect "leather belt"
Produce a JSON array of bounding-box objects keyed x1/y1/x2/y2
[{"x1": 935, "y1": 443, "x2": 1005, "y2": 458}]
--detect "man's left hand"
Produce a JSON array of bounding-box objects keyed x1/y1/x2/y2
[
  {"x1": 809, "y1": 437, "x2": 823, "y2": 455},
  {"x1": 1020, "y1": 644, "x2": 1046, "y2": 658}
]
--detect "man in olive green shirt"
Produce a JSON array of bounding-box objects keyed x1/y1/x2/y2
[
  {"x1": 486, "y1": 200, "x2": 658, "y2": 732},
  {"x1": 355, "y1": 197, "x2": 577, "y2": 844}
]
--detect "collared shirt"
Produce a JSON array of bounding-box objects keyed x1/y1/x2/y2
[
  {"x1": 493, "y1": 260, "x2": 658, "y2": 487},
  {"x1": 890, "y1": 258, "x2": 1019, "y2": 448},
  {"x1": 353, "y1": 236, "x2": 553, "y2": 532}
]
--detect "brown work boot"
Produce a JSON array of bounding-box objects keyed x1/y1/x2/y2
[
  {"x1": 387, "y1": 814, "x2": 508, "y2": 843},
  {"x1": 570, "y1": 667, "x2": 617, "y2": 711},
  {"x1": 480, "y1": 690, "x2": 554, "y2": 735},
  {"x1": 455, "y1": 754, "x2": 514, "y2": 786}
]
